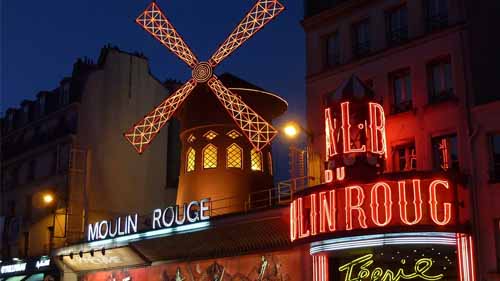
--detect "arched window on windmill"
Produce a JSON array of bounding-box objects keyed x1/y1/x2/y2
[
  {"x1": 251, "y1": 148, "x2": 263, "y2": 171},
  {"x1": 203, "y1": 144, "x2": 218, "y2": 169},
  {"x1": 226, "y1": 143, "x2": 243, "y2": 169},
  {"x1": 186, "y1": 147, "x2": 196, "y2": 172}
]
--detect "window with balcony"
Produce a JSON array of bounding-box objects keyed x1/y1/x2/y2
[
  {"x1": 325, "y1": 32, "x2": 340, "y2": 68},
  {"x1": 186, "y1": 147, "x2": 196, "y2": 172},
  {"x1": 425, "y1": 0, "x2": 449, "y2": 32},
  {"x1": 251, "y1": 149, "x2": 263, "y2": 171},
  {"x1": 226, "y1": 143, "x2": 243, "y2": 169},
  {"x1": 428, "y1": 57, "x2": 453, "y2": 103},
  {"x1": 490, "y1": 134, "x2": 500, "y2": 182},
  {"x1": 203, "y1": 144, "x2": 217, "y2": 169},
  {"x1": 393, "y1": 143, "x2": 417, "y2": 172},
  {"x1": 352, "y1": 19, "x2": 370, "y2": 58},
  {"x1": 432, "y1": 134, "x2": 459, "y2": 171},
  {"x1": 386, "y1": 5, "x2": 408, "y2": 46},
  {"x1": 390, "y1": 69, "x2": 412, "y2": 113}
]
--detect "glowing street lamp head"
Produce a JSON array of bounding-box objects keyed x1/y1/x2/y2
[
  {"x1": 43, "y1": 193, "x2": 55, "y2": 205},
  {"x1": 283, "y1": 123, "x2": 299, "y2": 138}
]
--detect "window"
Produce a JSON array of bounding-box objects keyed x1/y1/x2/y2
[
  {"x1": 39, "y1": 95, "x2": 46, "y2": 116},
  {"x1": 7, "y1": 111, "x2": 14, "y2": 130},
  {"x1": 186, "y1": 148, "x2": 196, "y2": 172},
  {"x1": 27, "y1": 159, "x2": 36, "y2": 181},
  {"x1": 226, "y1": 130, "x2": 241, "y2": 139},
  {"x1": 60, "y1": 83, "x2": 70, "y2": 105},
  {"x1": 23, "y1": 105, "x2": 31, "y2": 123},
  {"x1": 390, "y1": 69, "x2": 412, "y2": 113},
  {"x1": 432, "y1": 134, "x2": 459, "y2": 171},
  {"x1": 325, "y1": 32, "x2": 340, "y2": 67},
  {"x1": 352, "y1": 19, "x2": 370, "y2": 58},
  {"x1": 425, "y1": 0, "x2": 449, "y2": 32},
  {"x1": 386, "y1": 5, "x2": 408, "y2": 45},
  {"x1": 24, "y1": 195, "x2": 32, "y2": 221},
  {"x1": 428, "y1": 57, "x2": 453, "y2": 103},
  {"x1": 187, "y1": 134, "x2": 196, "y2": 144},
  {"x1": 251, "y1": 149, "x2": 263, "y2": 171},
  {"x1": 393, "y1": 143, "x2": 416, "y2": 172},
  {"x1": 226, "y1": 143, "x2": 243, "y2": 169},
  {"x1": 203, "y1": 144, "x2": 217, "y2": 169},
  {"x1": 490, "y1": 134, "x2": 500, "y2": 182},
  {"x1": 203, "y1": 130, "x2": 218, "y2": 140}
]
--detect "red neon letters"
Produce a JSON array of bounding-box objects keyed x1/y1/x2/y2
[
  {"x1": 324, "y1": 102, "x2": 387, "y2": 159},
  {"x1": 290, "y1": 179, "x2": 455, "y2": 242}
]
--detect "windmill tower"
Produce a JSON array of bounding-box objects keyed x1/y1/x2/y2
[{"x1": 125, "y1": 1, "x2": 287, "y2": 213}]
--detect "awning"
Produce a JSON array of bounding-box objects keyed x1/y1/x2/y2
[
  {"x1": 133, "y1": 207, "x2": 291, "y2": 261},
  {"x1": 55, "y1": 207, "x2": 292, "y2": 272}
]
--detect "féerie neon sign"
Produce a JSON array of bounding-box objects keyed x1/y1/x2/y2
[
  {"x1": 339, "y1": 254, "x2": 444, "y2": 281},
  {"x1": 290, "y1": 178, "x2": 454, "y2": 242}
]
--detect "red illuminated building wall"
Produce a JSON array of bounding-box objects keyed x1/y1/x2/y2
[{"x1": 303, "y1": 0, "x2": 500, "y2": 279}]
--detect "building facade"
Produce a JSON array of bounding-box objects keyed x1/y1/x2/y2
[
  {"x1": 303, "y1": 0, "x2": 500, "y2": 280},
  {"x1": 0, "y1": 46, "x2": 180, "y2": 268}
]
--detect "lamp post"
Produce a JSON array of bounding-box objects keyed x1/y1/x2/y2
[
  {"x1": 39, "y1": 191, "x2": 66, "y2": 254},
  {"x1": 281, "y1": 121, "x2": 314, "y2": 190}
]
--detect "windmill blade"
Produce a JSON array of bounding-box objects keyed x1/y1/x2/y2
[
  {"x1": 136, "y1": 2, "x2": 199, "y2": 68},
  {"x1": 124, "y1": 79, "x2": 197, "y2": 154},
  {"x1": 208, "y1": 0, "x2": 285, "y2": 67},
  {"x1": 207, "y1": 76, "x2": 278, "y2": 151}
]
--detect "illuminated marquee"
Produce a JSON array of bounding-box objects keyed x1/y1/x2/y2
[
  {"x1": 87, "y1": 199, "x2": 210, "y2": 242},
  {"x1": 290, "y1": 178, "x2": 455, "y2": 242},
  {"x1": 338, "y1": 254, "x2": 444, "y2": 281}
]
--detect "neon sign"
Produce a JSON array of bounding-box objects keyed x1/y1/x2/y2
[
  {"x1": 338, "y1": 254, "x2": 444, "y2": 281},
  {"x1": 0, "y1": 263, "x2": 27, "y2": 274},
  {"x1": 88, "y1": 199, "x2": 210, "y2": 242},
  {"x1": 290, "y1": 178, "x2": 455, "y2": 242}
]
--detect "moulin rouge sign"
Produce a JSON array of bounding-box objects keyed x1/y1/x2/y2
[
  {"x1": 290, "y1": 77, "x2": 458, "y2": 242},
  {"x1": 87, "y1": 199, "x2": 210, "y2": 242}
]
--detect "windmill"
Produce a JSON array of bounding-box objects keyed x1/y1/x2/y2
[{"x1": 124, "y1": 0, "x2": 285, "y2": 154}]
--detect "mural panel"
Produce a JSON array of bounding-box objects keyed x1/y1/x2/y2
[{"x1": 82, "y1": 250, "x2": 305, "y2": 281}]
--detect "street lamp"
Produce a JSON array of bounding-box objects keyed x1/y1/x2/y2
[
  {"x1": 283, "y1": 122, "x2": 299, "y2": 138},
  {"x1": 281, "y1": 121, "x2": 314, "y2": 190},
  {"x1": 42, "y1": 193, "x2": 55, "y2": 205}
]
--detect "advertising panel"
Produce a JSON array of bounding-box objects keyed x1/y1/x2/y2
[{"x1": 82, "y1": 249, "x2": 305, "y2": 281}]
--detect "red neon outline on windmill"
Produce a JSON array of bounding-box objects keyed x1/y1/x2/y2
[{"x1": 124, "y1": 0, "x2": 285, "y2": 154}]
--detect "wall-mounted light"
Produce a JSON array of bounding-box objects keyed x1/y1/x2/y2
[
  {"x1": 101, "y1": 248, "x2": 106, "y2": 256},
  {"x1": 79, "y1": 251, "x2": 83, "y2": 258},
  {"x1": 90, "y1": 249, "x2": 95, "y2": 257},
  {"x1": 69, "y1": 253, "x2": 74, "y2": 260}
]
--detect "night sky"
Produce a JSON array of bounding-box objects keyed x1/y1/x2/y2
[{"x1": 2, "y1": 0, "x2": 307, "y2": 181}]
